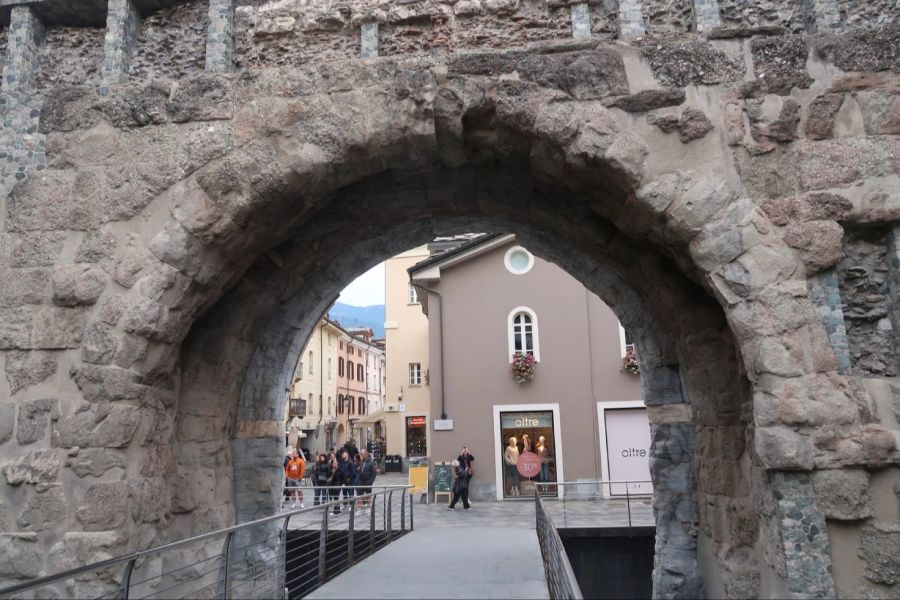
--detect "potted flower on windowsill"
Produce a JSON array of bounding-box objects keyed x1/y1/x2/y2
[
  {"x1": 622, "y1": 347, "x2": 640, "y2": 375},
  {"x1": 511, "y1": 352, "x2": 536, "y2": 384}
]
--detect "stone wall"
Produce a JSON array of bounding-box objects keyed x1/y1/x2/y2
[
  {"x1": 716, "y1": 0, "x2": 805, "y2": 32},
  {"x1": 838, "y1": 229, "x2": 897, "y2": 377},
  {"x1": 131, "y1": 0, "x2": 209, "y2": 79},
  {"x1": 35, "y1": 26, "x2": 104, "y2": 90},
  {"x1": 0, "y1": 1, "x2": 897, "y2": 599}
]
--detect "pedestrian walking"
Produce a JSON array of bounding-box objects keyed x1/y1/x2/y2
[
  {"x1": 328, "y1": 453, "x2": 342, "y2": 513},
  {"x1": 357, "y1": 449, "x2": 377, "y2": 512},
  {"x1": 313, "y1": 454, "x2": 330, "y2": 506},
  {"x1": 448, "y1": 446, "x2": 474, "y2": 510},
  {"x1": 339, "y1": 450, "x2": 357, "y2": 509},
  {"x1": 284, "y1": 450, "x2": 306, "y2": 509}
]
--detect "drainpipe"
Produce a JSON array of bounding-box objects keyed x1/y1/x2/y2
[
  {"x1": 415, "y1": 284, "x2": 447, "y2": 420},
  {"x1": 319, "y1": 322, "x2": 324, "y2": 443}
]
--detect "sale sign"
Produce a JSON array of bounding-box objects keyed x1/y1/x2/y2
[{"x1": 516, "y1": 451, "x2": 541, "y2": 478}]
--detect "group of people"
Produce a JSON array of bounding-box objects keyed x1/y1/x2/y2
[{"x1": 283, "y1": 441, "x2": 378, "y2": 515}]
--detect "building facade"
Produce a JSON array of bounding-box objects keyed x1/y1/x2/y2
[
  {"x1": 383, "y1": 246, "x2": 432, "y2": 460},
  {"x1": 336, "y1": 329, "x2": 386, "y2": 449},
  {"x1": 410, "y1": 234, "x2": 646, "y2": 500}
]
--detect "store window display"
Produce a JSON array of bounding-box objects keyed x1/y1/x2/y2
[
  {"x1": 406, "y1": 416, "x2": 427, "y2": 457},
  {"x1": 499, "y1": 411, "x2": 557, "y2": 498}
]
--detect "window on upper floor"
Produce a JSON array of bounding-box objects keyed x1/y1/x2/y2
[
  {"x1": 348, "y1": 395, "x2": 355, "y2": 415},
  {"x1": 508, "y1": 307, "x2": 540, "y2": 362},
  {"x1": 358, "y1": 397, "x2": 365, "y2": 415},
  {"x1": 409, "y1": 363, "x2": 422, "y2": 386},
  {"x1": 358, "y1": 348, "x2": 362, "y2": 357},
  {"x1": 328, "y1": 358, "x2": 332, "y2": 379},
  {"x1": 338, "y1": 394, "x2": 344, "y2": 415},
  {"x1": 409, "y1": 284, "x2": 419, "y2": 304},
  {"x1": 308, "y1": 351, "x2": 313, "y2": 374},
  {"x1": 338, "y1": 357, "x2": 344, "y2": 377},
  {"x1": 357, "y1": 364, "x2": 364, "y2": 381},
  {"x1": 618, "y1": 323, "x2": 635, "y2": 358},
  {"x1": 504, "y1": 246, "x2": 534, "y2": 275}
]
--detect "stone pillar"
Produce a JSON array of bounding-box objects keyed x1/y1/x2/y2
[
  {"x1": 802, "y1": 0, "x2": 840, "y2": 33},
  {"x1": 1, "y1": 6, "x2": 45, "y2": 94},
  {"x1": 360, "y1": 22, "x2": 378, "y2": 59},
  {"x1": 102, "y1": 0, "x2": 142, "y2": 84},
  {"x1": 888, "y1": 225, "x2": 900, "y2": 375},
  {"x1": 692, "y1": 0, "x2": 722, "y2": 33},
  {"x1": 570, "y1": 3, "x2": 591, "y2": 39},
  {"x1": 808, "y1": 269, "x2": 852, "y2": 375},
  {"x1": 206, "y1": 0, "x2": 235, "y2": 73},
  {"x1": 617, "y1": 0, "x2": 645, "y2": 37},
  {"x1": 771, "y1": 472, "x2": 837, "y2": 598}
]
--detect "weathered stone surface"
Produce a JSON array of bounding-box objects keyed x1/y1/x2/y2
[
  {"x1": 8, "y1": 231, "x2": 67, "y2": 267},
  {"x1": 0, "y1": 404, "x2": 14, "y2": 445},
  {"x1": 748, "y1": 97, "x2": 800, "y2": 143},
  {"x1": 750, "y1": 36, "x2": 812, "y2": 95},
  {"x1": 0, "y1": 533, "x2": 41, "y2": 579},
  {"x1": 805, "y1": 94, "x2": 844, "y2": 140},
  {"x1": 57, "y1": 404, "x2": 142, "y2": 449},
  {"x1": 5, "y1": 350, "x2": 57, "y2": 395},
  {"x1": 756, "y1": 427, "x2": 814, "y2": 470},
  {"x1": 81, "y1": 322, "x2": 117, "y2": 365},
  {"x1": 17, "y1": 484, "x2": 67, "y2": 532},
  {"x1": 17, "y1": 398, "x2": 56, "y2": 445},
  {"x1": 650, "y1": 108, "x2": 713, "y2": 143},
  {"x1": 129, "y1": 477, "x2": 170, "y2": 524},
  {"x1": 859, "y1": 523, "x2": 900, "y2": 585},
  {"x1": 814, "y1": 27, "x2": 900, "y2": 73},
  {"x1": 605, "y1": 88, "x2": 685, "y2": 113},
  {"x1": 51, "y1": 264, "x2": 108, "y2": 306},
  {"x1": 856, "y1": 89, "x2": 900, "y2": 136},
  {"x1": 76, "y1": 481, "x2": 129, "y2": 530},
  {"x1": 65, "y1": 448, "x2": 127, "y2": 477},
  {"x1": 783, "y1": 220, "x2": 844, "y2": 274},
  {"x1": 795, "y1": 138, "x2": 897, "y2": 192},
  {"x1": 811, "y1": 468, "x2": 872, "y2": 521},
  {"x1": 760, "y1": 192, "x2": 853, "y2": 227},
  {"x1": 642, "y1": 39, "x2": 745, "y2": 87},
  {"x1": 47, "y1": 531, "x2": 125, "y2": 576},
  {"x1": 2, "y1": 449, "x2": 60, "y2": 485}
]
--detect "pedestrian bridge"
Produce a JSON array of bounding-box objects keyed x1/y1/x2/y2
[{"x1": 0, "y1": 482, "x2": 653, "y2": 599}]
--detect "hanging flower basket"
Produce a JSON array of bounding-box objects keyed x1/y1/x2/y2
[
  {"x1": 622, "y1": 347, "x2": 640, "y2": 375},
  {"x1": 511, "y1": 352, "x2": 536, "y2": 384}
]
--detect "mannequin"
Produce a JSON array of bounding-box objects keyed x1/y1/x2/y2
[
  {"x1": 504, "y1": 436, "x2": 520, "y2": 496},
  {"x1": 288, "y1": 415, "x2": 302, "y2": 450},
  {"x1": 536, "y1": 436, "x2": 551, "y2": 491}
]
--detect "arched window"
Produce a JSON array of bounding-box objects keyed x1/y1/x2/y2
[
  {"x1": 507, "y1": 307, "x2": 540, "y2": 362},
  {"x1": 338, "y1": 357, "x2": 344, "y2": 377}
]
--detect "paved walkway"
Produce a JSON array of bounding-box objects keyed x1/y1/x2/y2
[{"x1": 307, "y1": 527, "x2": 549, "y2": 599}]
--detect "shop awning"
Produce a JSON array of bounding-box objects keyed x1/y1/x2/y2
[{"x1": 356, "y1": 409, "x2": 387, "y2": 424}]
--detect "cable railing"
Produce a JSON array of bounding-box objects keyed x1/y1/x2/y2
[
  {"x1": 533, "y1": 480, "x2": 654, "y2": 531},
  {"x1": 0, "y1": 485, "x2": 412, "y2": 600},
  {"x1": 535, "y1": 490, "x2": 584, "y2": 600}
]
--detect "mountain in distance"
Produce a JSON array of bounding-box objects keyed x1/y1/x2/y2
[{"x1": 328, "y1": 302, "x2": 386, "y2": 338}]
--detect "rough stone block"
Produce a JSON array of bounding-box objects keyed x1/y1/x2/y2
[
  {"x1": 17, "y1": 398, "x2": 56, "y2": 445},
  {"x1": 76, "y1": 481, "x2": 129, "y2": 530},
  {"x1": 0, "y1": 404, "x2": 14, "y2": 445},
  {"x1": 4, "y1": 350, "x2": 58, "y2": 396},
  {"x1": 859, "y1": 523, "x2": 900, "y2": 585},
  {"x1": 0, "y1": 533, "x2": 41, "y2": 579},
  {"x1": 795, "y1": 138, "x2": 898, "y2": 192},
  {"x1": 811, "y1": 468, "x2": 872, "y2": 520},
  {"x1": 605, "y1": 88, "x2": 685, "y2": 113},
  {"x1": 31, "y1": 306, "x2": 89, "y2": 349},
  {"x1": 51, "y1": 264, "x2": 108, "y2": 307},
  {"x1": 805, "y1": 93, "x2": 844, "y2": 140},
  {"x1": 750, "y1": 36, "x2": 812, "y2": 95},
  {"x1": 57, "y1": 404, "x2": 142, "y2": 449},
  {"x1": 48, "y1": 531, "x2": 125, "y2": 575},
  {"x1": 642, "y1": 39, "x2": 745, "y2": 87},
  {"x1": 755, "y1": 427, "x2": 814, "y2": 470},
  {"x1": 16, "y1": 484, "x2": 67, "y2": 532},
  {"x1": 2, "y1": 449, "x2": 60, "y2": 485},
  {"x1": 65, "y1": 448, "x2": 127, "y2": 478},
  {"x1": 783, "y1": 220, "x2": 844, "y2": 274}
]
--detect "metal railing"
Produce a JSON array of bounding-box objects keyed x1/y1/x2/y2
[
  {"x1": 0, "y1": 485, "x2": 412, "y2": 600},
  {"x1": 530, "y1": 480, "x2": 654, "y2": 531},
  {"x1": 535, "y1": 490, "x2": 583, "y2": 600}
]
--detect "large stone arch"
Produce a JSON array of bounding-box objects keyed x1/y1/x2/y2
[{"x1": 2, "y1": 12, "x2": 898, "y2": 599}]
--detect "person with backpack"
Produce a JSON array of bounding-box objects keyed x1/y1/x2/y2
[{"x1": 448, "y1": 445, "x2": 474, "y2": 510}]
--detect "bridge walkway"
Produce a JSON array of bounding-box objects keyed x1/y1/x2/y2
[{"x1": 307, "y1": 526, "x2": 549, "y2": 599}]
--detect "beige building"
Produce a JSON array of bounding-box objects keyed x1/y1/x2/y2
[
  {"x1": 336, "y1": 329, "x2": 386, "y2": 449},
  {"x1": 286, "y1": 318, "x2": 343, "y2": 453},
  {"x1": 383, "y1": 245, "x2": 432, "y2": 459},
  {"x1": 410, "y1": 234, "x2": 646, "y2": 500}
]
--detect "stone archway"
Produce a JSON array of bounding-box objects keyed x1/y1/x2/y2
[{"x1": 2, "y1": 21, "x2": 898, "y2": 600}]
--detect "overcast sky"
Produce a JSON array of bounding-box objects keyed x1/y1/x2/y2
[{"x1": 338, "y1": 262, "x2": 385, "y2": 306}]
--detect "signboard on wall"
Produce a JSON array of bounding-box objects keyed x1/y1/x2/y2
[
  {"x1": 603, "y1": 407, "x2": 653, "y2": 497},
  {"x1": 500, "y1": 412, "x2": 553, "y2": 429}
]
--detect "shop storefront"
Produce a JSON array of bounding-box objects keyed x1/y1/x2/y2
[
  {"x1": 597, "y1": 401, "x2": 653, "y2": 497},
  {"x1": 492, "y1": 404, "x2": 564, "y2": 500},
  {"x1": 406, "y1": 415, "x2": 428, "y2": 457}
]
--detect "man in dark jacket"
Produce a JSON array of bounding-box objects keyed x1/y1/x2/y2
[
  {"x1": 449, "y1": 446, "x2": 474, "y2": 510},
  {"x1": 357, "y1": 449, "x2": 377, "y2": 513},
  {"x1": 338, "y1": 450, "x2": 357, "y2": 510}
]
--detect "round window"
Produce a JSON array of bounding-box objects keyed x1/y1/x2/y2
[{"x1": 504, "y1": 246, "x2": 534, "y2": 275}]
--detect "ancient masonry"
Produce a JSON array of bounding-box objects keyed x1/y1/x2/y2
[{"x1": 0, "y1": 0, "x2": 897, "y2": 599}]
